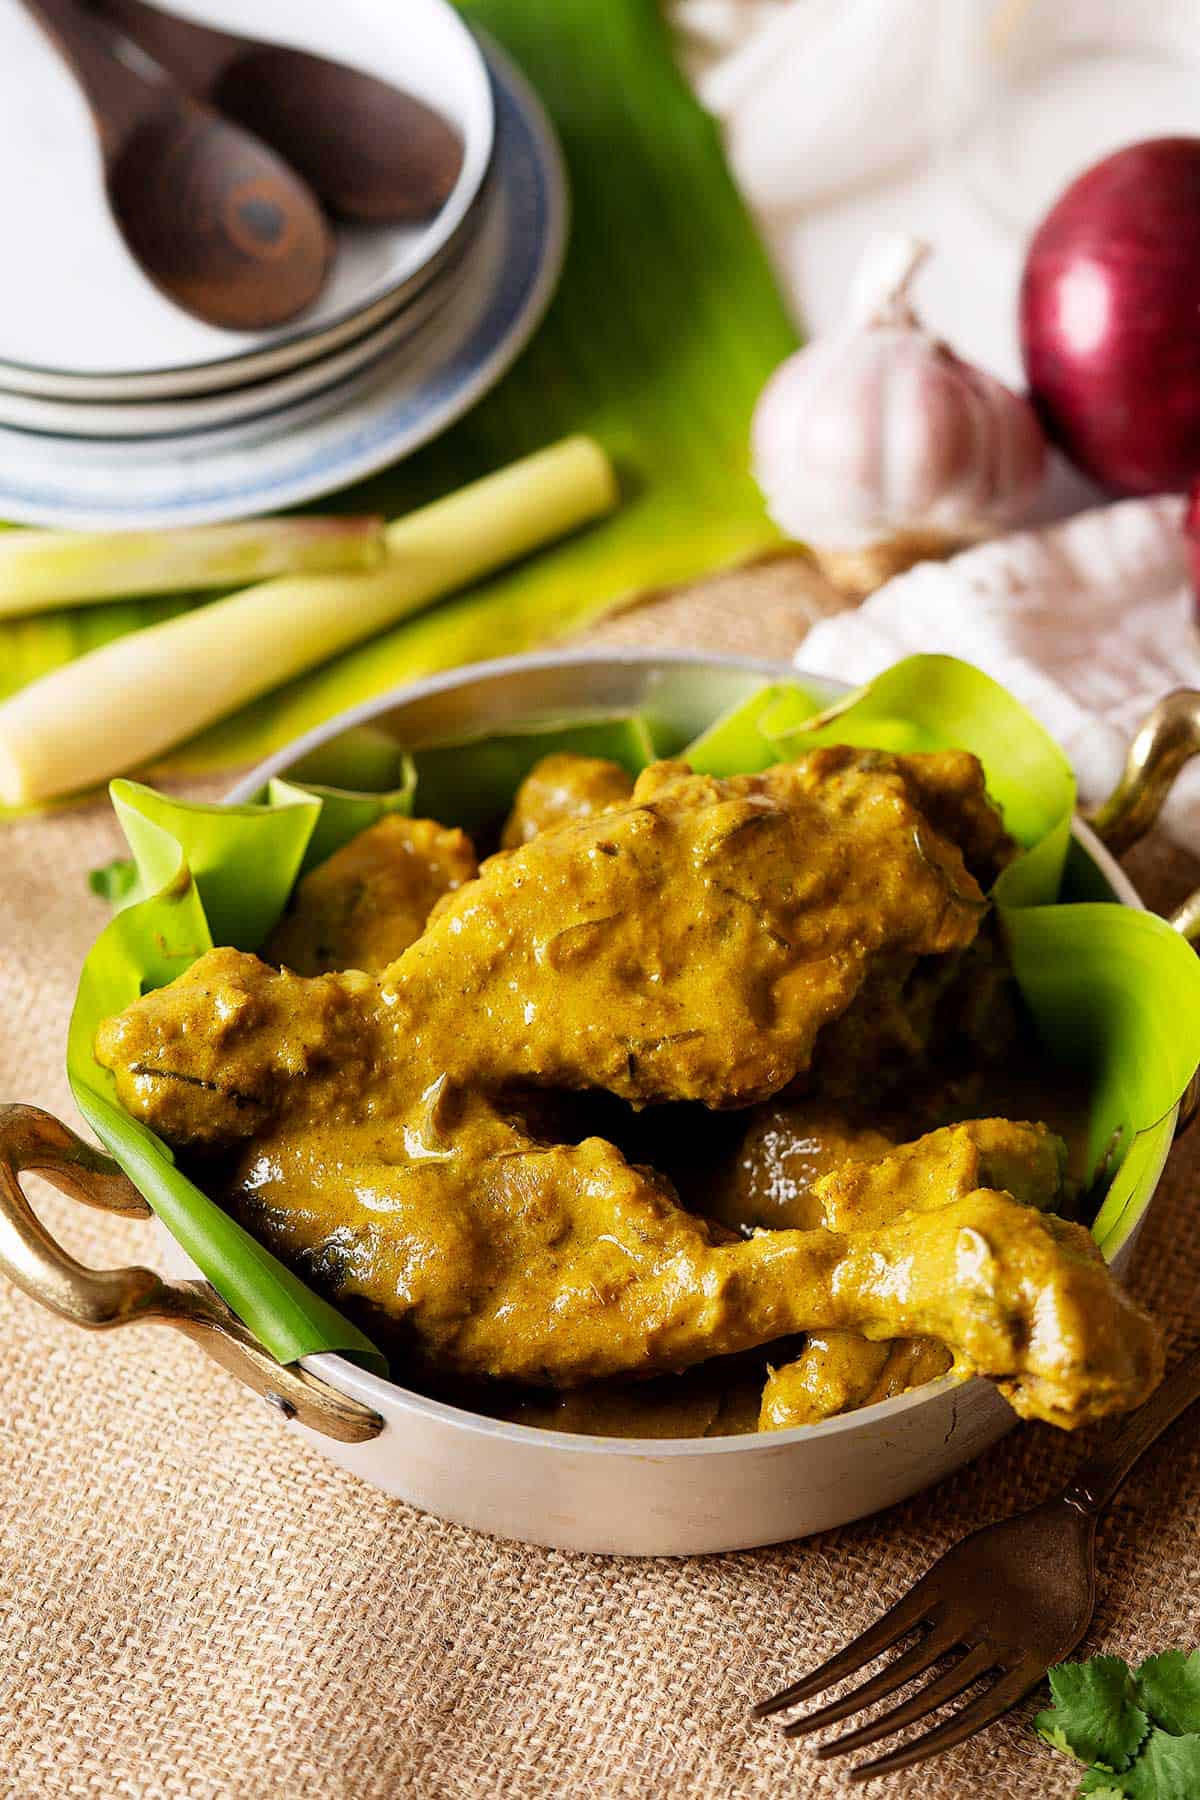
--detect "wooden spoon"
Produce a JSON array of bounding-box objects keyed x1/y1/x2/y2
[
  {"x1": 21, "y1": 0, "x2": 332, "y2": 331},
  {"x1": 91, "y1": 0, "x2": 467, "y2": 224}
]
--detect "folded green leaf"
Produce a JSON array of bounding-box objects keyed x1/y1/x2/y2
[
  {"x1": 1003, "y1": 906, "x2": 1200, "y2": 1247},
  {"x1": 683, "y1": 682, "x2": 826, "y2": 776},
  {"x1": 779, "y1": 655, "x2": 1077, "y2": 907},
  {"x1": 266, "y1": 774, "x2": 415, "y2": 878},
  {"x1": 411, "y1": 716, "x2": 656, "y2": 834},
  {"x1": 68, "y1": 773, "x2": 413, "y2": 1375},
  {"x1": 281, "y1": 723, "x2": 414, "y2": 799},
  {"x1": 108, "y1": 778, "x2": 319, "y2": 953},
  {"x1": 680, "y1": 655, "x2": 1076, "y2": 907}
]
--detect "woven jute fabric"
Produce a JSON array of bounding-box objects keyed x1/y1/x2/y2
[{"x1": 2, "y1": 559, "x2": 1198, "y2": 1800}]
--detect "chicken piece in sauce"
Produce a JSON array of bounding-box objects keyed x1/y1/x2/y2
[
  {"x1": 266, "y1": 813, "x2": 477, "y2": 975},
  {"x1": 95, "y1": 749, "x2": 1160, "y2": 1432}
]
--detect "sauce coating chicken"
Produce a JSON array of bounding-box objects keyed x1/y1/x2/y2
[
  {"x1": 266, "y1": 814, "x2": 477, "y2": 975},
  {"x1": 753, "y1": 1118, "x2": 1066, "y2": 1429},
  {"x1": 99, "y1": 749, "x2": 991, "y2": 1130},
  {"x1": 94, "y1": 750, "x2": 1163, "y2": 1431},
  {"x1": 500, "y1": 751, "x2": 633, "y2": 848},
  {"x1": 760, "y1": 1336, "x2": 952, "y2": 1430}
]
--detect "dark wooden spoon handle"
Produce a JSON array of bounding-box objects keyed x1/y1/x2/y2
[
  {"x1": 23, "y1": 0, "x2": 332, "y2": 328},
  {"x1": 88, "y1": 0, "x2": 464, "y2": 224},
  {"x1": 87, "y1": 0, "x2": 240, "y2": 96},
  {"x1": 20, "y1": 0, "x2": 160, "y2": 148}
]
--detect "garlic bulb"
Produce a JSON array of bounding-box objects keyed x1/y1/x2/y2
[{"x1": 752, "y1": 235, "x2": 1047, "y2": 595}]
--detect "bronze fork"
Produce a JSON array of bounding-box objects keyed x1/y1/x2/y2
[{"x1": 755, "y1": 1343, "x2": 1200, "y2": 1783}]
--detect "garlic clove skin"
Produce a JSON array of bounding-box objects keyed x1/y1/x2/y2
[
  {"x1": 753, "y1": 328, "x2": 1046, "y2": 548},
  {"x1": 752, "y1": 235, "x2": 1047, "y2": 591}
]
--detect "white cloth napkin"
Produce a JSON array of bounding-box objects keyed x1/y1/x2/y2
[
  {"x1": 794, "y1": 498, "x2": 1200, "y2": 851},
  {"x1": 671, "y1": 0, "x2": 939, "y2": 213}
]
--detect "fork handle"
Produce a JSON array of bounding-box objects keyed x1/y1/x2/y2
[{"x1": 1063, "y1": 1343, "x2": 1200, "y2": 1515}]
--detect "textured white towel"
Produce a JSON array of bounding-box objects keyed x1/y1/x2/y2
[
  {"x1": 795, "y1": 497, "x2": 1200, "y2": 849},
  {"x1": 671, "y1": 0, "x2": 938, "y2": 212}
]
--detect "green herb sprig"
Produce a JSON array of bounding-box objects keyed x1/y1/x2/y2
[{"x1": 1035, "y1": 1650, "x2": 1200, "y2": 1796}]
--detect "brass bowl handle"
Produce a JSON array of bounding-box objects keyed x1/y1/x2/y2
[
  {"x1": 1085, "y1": 688, "x2": 1200, "y2": 1132},
  {"x1": 1085, "y1": 688, "x2": 1200, "y2": 941},
  {"x1": 0, "y1": 1104, "x2": 382, "y2": 1444}
]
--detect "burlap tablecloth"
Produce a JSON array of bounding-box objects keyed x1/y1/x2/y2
[{"x1": 2, "y1": 561, "x2": 1198, "y2": 1800}]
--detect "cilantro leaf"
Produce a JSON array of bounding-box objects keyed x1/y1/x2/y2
[
  {"x1": 1079, "y1": 1775, "x2": 1127, "y2": 1799},
  {"x1": 88, "y1": 856, "x2": 138, "y2": 905},
  {"x1": 1034, "y1": 1656, "x2": 1149, "y2": 1772},
  {"x1": 1037, "y1": 1650, "x2": 1200, "y2": 1798},
  {"x1": 1079, "y1": 1729, "x2": 1200, "y2": 1798},
  {"x1": 1038, "y1": 1720, "x2": 1082, "y2": 1759},
  {"x1": 1132, "y1": 1730, "x2": 1200, "y2": 1799},
  {"x1": 1136, "y1": 1652, "x2": 1200, "y2": 1737}
]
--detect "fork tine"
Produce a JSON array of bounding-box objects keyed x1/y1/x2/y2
[
  {"x1": 780, "y1": 1620, "x2": 965, "y2": 1738},
  {"x1": 752, "y1": 1582, "x2": 940, "y2": 1718},
  {"x1": 814, "y1": 1641, "x2": 996, "y2": 1756},
  {"x1": 845, "y1": 1659, "x2": 1045, "y2": 1784}
]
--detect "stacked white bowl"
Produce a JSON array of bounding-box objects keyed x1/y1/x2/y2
[{"x1": 0, "y1": 0, "x2": 567, "y2": 527}]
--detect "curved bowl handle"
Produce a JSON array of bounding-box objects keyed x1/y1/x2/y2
[
  {"x1": 1085, "y1": 688, "x2": 1200, "y2": 941},
  {"x1": 1086, "y1": 689, "x2": 1200, "y2": 1133},
  {"x1": 0, "y1": 1104, "x2": 383, "y2": 1444}
]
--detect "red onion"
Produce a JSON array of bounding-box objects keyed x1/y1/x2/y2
[
  {"x1": 1020, "y1": 137, "x2": 1200, "y2": 495},
  {"x1": 1185, "y1": 477, "x2": 1200, "y2": 602}
]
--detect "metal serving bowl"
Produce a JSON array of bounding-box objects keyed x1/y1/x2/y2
[{"x1": 3, "y1": 650, "x2": 1199, "y2": 1555}]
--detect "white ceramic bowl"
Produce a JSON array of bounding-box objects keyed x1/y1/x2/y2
[
  {"x1": 157, "y1": 650, "x2": 1169, "y2": 1555},
  {"x1": 0, "y1": 44, "x2": 565, "y2": 527},
  {"x1": 0, "y1": 0, "x2": 494, "y2": 399},
  {"x1": 0, "y1": 217, "x2": 482, "y2": 440}
]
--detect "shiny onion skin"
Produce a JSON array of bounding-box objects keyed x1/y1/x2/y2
[
  {"x1": 1185, "y1": 478, "x2": 1200, "y2": 603},
  {"x1": 1020, "y1": 137, "x2": 1200, "y2": 495}
]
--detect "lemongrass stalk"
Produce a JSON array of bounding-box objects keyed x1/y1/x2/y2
[
  {"x1": 0, "y1": 517, "x2": 387, "y2": 615},
  {"x1": 0, "y1": 436, "x2": 618, "y2": 807}
]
